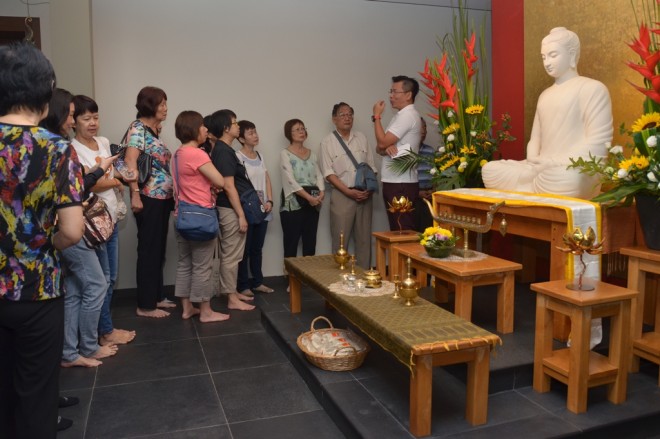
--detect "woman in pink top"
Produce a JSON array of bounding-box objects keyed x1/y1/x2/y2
[{"x1": 172, "y1": 111, "x2": 227, "y2": 322}]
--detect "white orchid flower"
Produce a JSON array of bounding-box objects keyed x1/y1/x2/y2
[
  {"x1": 604, "y1": 166, "x2": 614, "y2": 175},
  {"x1": 609, "y1": 145, "x2": 623, "y2": 154},
  {"x1": 470, "y1": 130, "x2": 477, "y2": 137},
  {"x1": 429, "y1": 167, "x2": 437, "y2": 175},
  {"x1": 447, "y1": 134, "x2": 455, "y2": 142},
  {"x1": 617, "y1": 168, "x2": 629, "y2": 179},
  {"x1": 438, "y1": 146, "x2": 446, "y2": 154},
  {"x1": 648, "y1": 171, "x2": 658, "y2": 183},
  {"x1": 458, "y1": 161, "x2": 468, "y2": 170},
  {"x1": 447, "y1": 110, "x2": 455, "y2": 118},
  {"x1": 647, "y1": 136, "x2": 658, "y2": 148}
]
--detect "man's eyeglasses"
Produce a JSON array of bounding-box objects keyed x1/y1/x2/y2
[
  {"x1": 337, "y1": 113, "x2": 354, "y2": 119},
  {"x1": 389, "y1": 89, "x2": 407, "y2": 94}
]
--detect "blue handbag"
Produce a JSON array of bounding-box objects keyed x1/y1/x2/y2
[
  {"x1": 332, "y1": 131, "x2": 378, "y2": 192},
  {"x1": 173, "y1": 152, "x2": 219, "y2": 241}
]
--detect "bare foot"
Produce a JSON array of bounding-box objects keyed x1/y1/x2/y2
[
  {"x1": 236, "y1": 291, "x2": 254, "y2": 302},
  {"x1": 156, "y1": 299, "x2": 177, "y2": 309},
  {"x1": 199, "y1": 311, "x2": 231, "y2": 323},
  {"x1": 100, "y1": 329, "x2": 136, "y2": 345},
  {"x1": 239, "y1": 288, "x2": 254, "y2": 298},
  {"x1": 182, "y1": 307, "x2": 200, "y2": 320},
  {"x1": 228, "y1": 294, "x2": 255, "y2": 311},
  {"x1": 91, "y1": 344, "x2": 118, "y2": 359},
  {"x1": 61, "y1": 356, "x2": 102, "y2": 368},
  {"x1": 136, "y1": 308, "x2": 170, "y2": 318}
]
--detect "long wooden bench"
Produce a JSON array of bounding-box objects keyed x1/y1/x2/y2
[{"x1": 285, "y1": 255, "x2": 501, "y2": 438}]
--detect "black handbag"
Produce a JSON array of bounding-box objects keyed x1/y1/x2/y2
[
  {"x1": 295, "y1": 185, "x2": 320, "y2": 208},
  {"x1": 111, "y1": 125, "x2": 153, "y2": 188}
]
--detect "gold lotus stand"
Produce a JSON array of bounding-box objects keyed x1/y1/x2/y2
[{"x1": 424, "y1": 199, "x2": 505, "y2": 257}]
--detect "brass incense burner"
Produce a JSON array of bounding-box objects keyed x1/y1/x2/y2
[
  {"x1": 334, "y1": 232, "x2": 350, "y2": 270},
  {"x1": 398, "y1": 257, "x2": 419, "y2": 306},
  {"x1": 362, "y1": 267, "x2": 382, "y2": 289}
]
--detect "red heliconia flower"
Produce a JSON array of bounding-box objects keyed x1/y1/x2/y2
[
  {"x1": 628, "y1": 23, "x2": 660, "y2": 104},
  {"x1": 462, "y1": 32, "x2": 478, "y2": 80}
]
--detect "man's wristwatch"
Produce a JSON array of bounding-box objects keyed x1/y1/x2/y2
[{"x1": 371, "y1": 115, "x2": 381, "y2": 122}]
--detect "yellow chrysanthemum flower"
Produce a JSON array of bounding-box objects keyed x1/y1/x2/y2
[
  {"x1": 442, "y1": 123, "x2": 460, "y2": 135},
  {"x1": 459, "y1": 156, "x2": 467, "y2": 162},
  {"x1": 480, "y1": 159, "x2": 488, "y2": 167},
  {"x1": 465, "y1": 105, "x2": 485, "y2": 115},
  {"x1": 631, "y1": 112, "x2": 660, "y2": 132}
]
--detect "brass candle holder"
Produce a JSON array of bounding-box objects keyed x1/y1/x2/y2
[
  {"x1": 556, "y1": 226, "x2": 604, "y2": 291},
  {"x1": 387, "y1": 196, "x2": 414, "y2": 233},
  {"x1": 391, "y1": 274, "x2": 401, "y2": 299},
  {"x1": 334, "y1": 232, "x2": 350, "y2": 270},
  {"x1": 424, "y1": 199, "x2": 505, "y2": 257}
]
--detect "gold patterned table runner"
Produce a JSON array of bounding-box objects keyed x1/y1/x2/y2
[{"x1": 285, "y1": 255, "x2": 501, "y2": 369}]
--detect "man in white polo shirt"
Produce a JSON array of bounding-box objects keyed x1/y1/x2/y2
[{"x1": 372, "y1": 75, "x2": 422, "y2": 231}]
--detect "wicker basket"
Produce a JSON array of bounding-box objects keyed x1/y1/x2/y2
[{"x1": 296, "y1": 316, "x2": 370, "y2": 371}]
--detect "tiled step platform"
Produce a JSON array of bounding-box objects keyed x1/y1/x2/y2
[{"x1": 260, "y1": 277, "x2": 660, "y2": 438}]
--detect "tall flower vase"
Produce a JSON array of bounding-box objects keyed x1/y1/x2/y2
[{"x1": 635, "y1": 194, "x2": 660, "y2": 250}]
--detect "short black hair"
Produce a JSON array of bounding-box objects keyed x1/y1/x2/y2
[
  {"x1": 175, "y1": 110, "x2": 204, "y2": 144},
  {"x1": 39, "y1": 88, "x2": 73, "y2": 137},
  {"x1": 332, "y1": 102, "x2": 353, "y2": 117},
  {"x1": 238, "y1": 120, "x2": 256, "y2": 144},
  {"x1": 0, "y1": 42, "x2": 56, "y2": 117},
  {"x1": 206, "y1": 109, "x2": 236, "y2": 138},
  {"x1": 72, "y1": 95, "x2": 99, "y2": 120},
  {"x1": 392, "y1": 75, "x2": 419, "y2": 102}
]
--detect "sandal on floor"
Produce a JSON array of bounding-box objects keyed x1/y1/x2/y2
[
  {"x1": 58, "y1": 396, "x2": 79, "y2": 408},
  {"x1": 253, "y1": 284, "x2": 274, "y2": 293}
]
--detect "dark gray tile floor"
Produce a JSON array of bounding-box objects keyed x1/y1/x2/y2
[
  {"x1": 57, "y1": 283, "x2": 344, "y2": 439},
  {"x1": 58, "y1": 276, "x2": 660, "y2": 439}
]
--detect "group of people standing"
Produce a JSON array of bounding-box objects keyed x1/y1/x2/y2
[{"x1": 0, "y1": 41, "x2": 433, "y2": 438}]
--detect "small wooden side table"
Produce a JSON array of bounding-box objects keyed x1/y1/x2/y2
[
  {"x1": 394, "y1": 242, "x2": 522, "y2": 334},
  {"x1": 531, "y1": 279, "x2": 637, "y2": 414},
  {"x1": 620, "y1": 246, "x2": 660, "y2": 383},
  {"x1": 372, "y1": 230, "x2": 419, "y2": 281}
]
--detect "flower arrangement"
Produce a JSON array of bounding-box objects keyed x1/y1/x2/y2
[
  {"x1": 568, "y1": 0, "x2": 660, "y2": 206},
  {"x1": 419, "y1": 226, "x2": 459, "y2": 258},
  {"x1": 389, "y1": 1, "x2": 515, "y2": 190}
]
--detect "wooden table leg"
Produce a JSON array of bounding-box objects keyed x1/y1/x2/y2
[
  {"x1": 289, "y1": 275, "x2": 302, "y2": 313},
  {"x1": 376, "y1": 240, "x2": 387, "y2": 280},
  {"x1": 608, "y1": 301, "x2": 630, "y2": 404},
  {"x1": 410, "y1": 354, "x2": 433, "y2": 437},
  {"x1": 567, "y1": 305, "x2": 590, "y2": 414},
  {"x1": 533, "y1": 294, "x2": 552, "y2": 393},
  {"x1": 465, "y1": 346, "x2": 489, "y2": 425},
  {"x1": 453, "y1": 279, "x2": 474, "y2": 322},
  {"x1": 497, "y1": 272, "x2": 515, "y2": 334},
  {"x1": 550, "y1": 223, "x2": 570, "y2": 342},
  {"x1": 628, "y1": 255, "x2": 645, "y2": 372},
  {"x1": 390, "y1": 244, "x2": 401, "y2": 281}
]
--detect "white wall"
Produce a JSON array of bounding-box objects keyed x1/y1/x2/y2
[{"x1": 90, "y1": 0, "x2": 491, "y2": 289}]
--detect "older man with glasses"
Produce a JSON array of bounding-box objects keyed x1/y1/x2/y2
[
  {"x1": 372, "y1": 75, "x2": 422, "y2": 231},
  {"x1": 320, "y1": 102, "x2": 377, "y2": 269}
]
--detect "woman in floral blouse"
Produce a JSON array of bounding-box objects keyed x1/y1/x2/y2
[
  {"x1": 122, "y1": 86, "x2": 174, "y2": 318},
  {"x1": 279, "y1": 119, "x2": 325, "y2": 258},
  {"x1": 0, "y1": 42, "x2": 84, "y2": 438}
]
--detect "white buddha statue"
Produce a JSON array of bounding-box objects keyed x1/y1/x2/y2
[{"x1": 482, "y1": 27, "x2": 613, "y2": 199}]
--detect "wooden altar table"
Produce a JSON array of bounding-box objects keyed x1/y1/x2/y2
[
  {"x1": 284, "y1": 255, "x2": 501, "y2": 437},
  {"x1": 432, "y1": 190, "x2": 637, "y2": 340}
]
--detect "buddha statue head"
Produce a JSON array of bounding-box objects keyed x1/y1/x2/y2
[{"x1": 541, "y1": 27, "x2": 580, "y2": 83}]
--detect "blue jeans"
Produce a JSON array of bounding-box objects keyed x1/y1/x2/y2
[
  {"x1": 237, "y1": 220, "x2": 269, "y2": 291},
  {"x1": 98, "y1": 226, "x2": 118, "y2": 336},
  {"x1": 62, "y1": 240, "x2": 108, "y2": 362}
]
